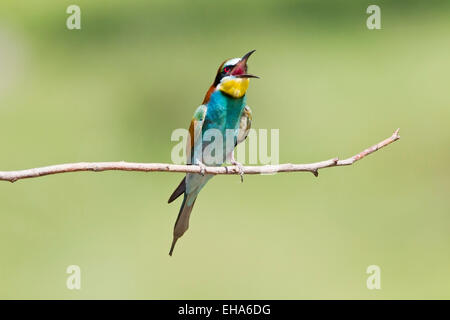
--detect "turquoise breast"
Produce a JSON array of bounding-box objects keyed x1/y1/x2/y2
[{"x1": 201, "y1": 90, "x2": 247, "y2": 165}]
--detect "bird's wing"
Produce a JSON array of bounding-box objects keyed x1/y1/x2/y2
[
  {"x1": 186, "y1": 104, "x2": 207, "y2": 164},
  {"x1": 236, "y1": 105, "x2": 252, "y2": 146},
  {"x1": 168, "y1": 104, "x2": 207, "y2": 204}
]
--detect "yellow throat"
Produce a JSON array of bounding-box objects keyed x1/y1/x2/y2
[{"x1": 218, "y1": 77, "x2": 250, "y2": 98}]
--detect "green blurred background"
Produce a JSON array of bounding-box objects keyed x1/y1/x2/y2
[{"x1": 0, "y1": 0, "x2": 449, "y2": 299}]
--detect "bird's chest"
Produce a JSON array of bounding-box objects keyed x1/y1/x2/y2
[
  {"x1": 204, "y1": 93, "x2": 246, "y2": 132},
  {"x1": 198, "y1": 92, "x2": 246, "y2": 165}
]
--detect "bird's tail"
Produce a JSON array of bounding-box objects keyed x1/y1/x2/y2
[{"x1": 169, "y1": 193, "x2": 197, "y2": 256}]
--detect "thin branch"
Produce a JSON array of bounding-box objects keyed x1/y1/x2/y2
[{"x1": 0, "y1": 129, "x2": 400, "y2": 183}]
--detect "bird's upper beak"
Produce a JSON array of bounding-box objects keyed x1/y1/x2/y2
[{"x1": 231, "y1": 50, "x2": 259, "y2": 79}]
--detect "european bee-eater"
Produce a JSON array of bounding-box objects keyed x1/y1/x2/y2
[{"x1": 168, "y1": 50, "x2": 258, "y2": 256}]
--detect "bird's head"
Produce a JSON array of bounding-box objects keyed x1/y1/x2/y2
[{"x1": 203, "y1": 50, "x2": 258, "y2": 103}]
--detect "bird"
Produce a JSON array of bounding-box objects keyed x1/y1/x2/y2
[{"x1": 167, "y1": 50, "x2": 258, "y2": 256}]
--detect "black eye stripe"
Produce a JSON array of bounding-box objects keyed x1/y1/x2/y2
[
  {"x1": 223, "y1": 65, "x2": 234, "y2": 73},
  {"x1": 214, "y1": 64, "x2": 235, "y2": 86}
]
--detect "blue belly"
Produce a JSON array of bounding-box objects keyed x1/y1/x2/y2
[{"x1": 201, "y1": 91, "x2": 246, "y2": 165}]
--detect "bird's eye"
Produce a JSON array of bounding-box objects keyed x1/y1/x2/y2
[{"x1": 223, "y1": 66, "x2": 231, "y2": 73}]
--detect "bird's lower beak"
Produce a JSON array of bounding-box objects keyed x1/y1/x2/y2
[
  {"x1": 235, "y1": 74, "x2": 259, "y2": 79},
  {"x1": 231, "y1": 49, "x2": 259, "y2": 79}
]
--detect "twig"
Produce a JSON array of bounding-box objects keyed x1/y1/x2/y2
[{"x1": 0, "y1": 129, "x2": 400, "y2": 183}]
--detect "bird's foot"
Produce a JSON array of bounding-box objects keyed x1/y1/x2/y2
[
  {"x1": 196, "y1": 160, "x2": 207, "y2": 176},
  {"x1": 231, "y1": 159, "x2": 245, "y2": 183}
]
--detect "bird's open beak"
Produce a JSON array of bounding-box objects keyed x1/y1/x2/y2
[{"x1": 232, "y1": 50, "x2": 259, "y2": 79}]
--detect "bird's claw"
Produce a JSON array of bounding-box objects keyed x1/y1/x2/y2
[
  {"x1": 231, "y1": 160, "x2": 245, "y2": 183},
  {"x1": 196, "y1": 160, "x2": 207, "y2": 176}
]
